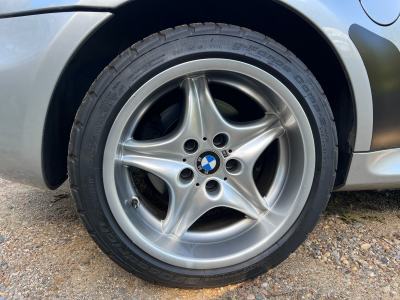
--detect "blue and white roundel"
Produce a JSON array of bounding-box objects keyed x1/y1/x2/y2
[
  {"x1": 201, "y1": 155, "x2": 216, "y2": 171},
  {"x1": 196, "y1": 150, "x2": 222, "y2": 175}
]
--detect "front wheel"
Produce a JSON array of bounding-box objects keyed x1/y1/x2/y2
[{"x1": 68, "y1": 23, "x2": 337, "y2": 288}]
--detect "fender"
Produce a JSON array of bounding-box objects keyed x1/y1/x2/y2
[{"x1": 0, "y1": 12, "x2": 111, "y2": 187}]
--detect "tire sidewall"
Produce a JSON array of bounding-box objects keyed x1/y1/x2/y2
[{"x1": 74, "y1": 34, "x2": 336, "y2": 288}]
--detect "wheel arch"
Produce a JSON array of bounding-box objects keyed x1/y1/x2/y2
[{"x1": 43, "y1": 0, "x2": 356, "y2": 189}]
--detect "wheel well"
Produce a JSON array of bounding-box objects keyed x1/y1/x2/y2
[{"x1": 43, "y1": 0, "x2": 355, "y2": 189}]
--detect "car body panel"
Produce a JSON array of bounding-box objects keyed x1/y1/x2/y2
[
  {"x1": 339, "y1": 149, "x2": 400, "y2": 191},
  {"x1": 0, "y1": 12, "x2": 112, "y2": 188},
  {"x1": 280, "y1": 0, "x2": 376, "y2": 152},
  {"x1": 360, "y1": 0, "x2": 400, "y2": 26},
  {"x1": 349, "y1": 24, "x2": 400, "y2": 151},
  {"x1": 0, "y1": 0, "x2": 132, "y2": 17},
  {"x1": 0, "y1": 0, "x2": 400, "y2": 190}
]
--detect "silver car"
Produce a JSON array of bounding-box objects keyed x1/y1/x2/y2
[{"x1": 1, "y1": 0, "x2": 400, "y2": 288}]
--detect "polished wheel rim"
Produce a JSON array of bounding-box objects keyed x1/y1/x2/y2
[{"x1": 103, "y1": 59, "x2": 315, "y2": 269}]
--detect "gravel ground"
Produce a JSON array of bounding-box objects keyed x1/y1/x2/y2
[{"x1": 0, "y1": 178, "x2": 400, "y2": 299}]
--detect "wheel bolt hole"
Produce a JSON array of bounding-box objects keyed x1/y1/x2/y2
[
  {"x1": 180, "y1": 168, "x2": 193, "y2": 181},
  {"x1": 213, "y1": 133, "x2": 228, "y2": 148},
  {"x1": 196, "y1": 183, "x2": 200, "y2": 187},
  {"x1": 228, "y1": 149, "x2": 232, "y2": 153},
  {"x1": 226, "y1": 159, "x2": 239, "y2": 173},
  {"x1": 224, "y1": 177, "x2": 227, "y2": 181},
  {"x1": 205, "y1": 180, "x2": 219, "y2": 193},
  {"x1": 184, "y1": 139, "x2": 198, "y2": 154},
  {"x1": 203, "y1": 137, "x2": 207, "y2": 141},
  {"x1": 183, "y1": 158, "x2": 186, "y2": 162}
]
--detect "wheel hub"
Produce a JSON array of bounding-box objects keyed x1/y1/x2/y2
[{"x1": 195, "y1": 149, "x2": 222, "y2": 176}]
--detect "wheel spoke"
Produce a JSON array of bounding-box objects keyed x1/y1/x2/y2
[
  {"x1": 179, "y1": 76, "x2": 210, "y2": 141},
  {"x1": 120, "y1": 154, "x2": 188, "y2": 188},
  {"x1": 123, "y1": 137, "x2": 184, "y2": 161},
  {"x1": 182, "y1": 76, "x2": 229, "y2": 137},
  {"x1": 218, "y1": 180, "x2": 263, "y2": 219},
  {"x1": 161, "y1": 186, "x2": 201, "y2": 238},
  {"x1": 227, "y1": 122, "x2": 285, "y2": 210},
  {"x1": 162, "y1": 179, "x2": 263, "y2": 238},
  {"x1": 226, "y1": 114, "x2": 282, "y2": 150},
  {"x1": 233, "y1": 122, "x2": 284, "y2": 168},
  {"x1": 182, "y1": 76, "x2": 283, "y2": 151}
]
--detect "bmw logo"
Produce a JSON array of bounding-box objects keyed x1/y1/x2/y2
[{"x1": 195, "y1": 150, "x2": 222, "y2": 176}]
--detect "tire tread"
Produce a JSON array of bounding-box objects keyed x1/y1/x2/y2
[{"x1": 68, "y1": 22, "x2": 338, "y2": 289}]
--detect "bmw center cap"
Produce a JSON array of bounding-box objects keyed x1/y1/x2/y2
[{"x1": 196, "y1": 150, "x2": 222, "y2": 176}]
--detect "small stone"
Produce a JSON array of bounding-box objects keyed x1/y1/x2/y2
[
  {"x1": 383, "y1": 286, "x2": 391, "y2": 294},
  {"x1": 255, "y1": 295, "x2": 263, "y2": 300},
  {"x1": 345, "y1": 271, "x2": 351, "y2": 274},
  {"x1": 352, "y1": 267, "x2": 358, "y2": 271},
  {"x1": 343, "y1": 260, "x2": 349, "y2": 265},
  {"x1": 22, "y1": 222, "x2": 28, "y2": 226},
  {"x1": 9, "y1": 205, "x2": 13, "y2": 210},
  {"x1": 261, "y1": 282, "x2": 268, "y2": 288},
  {"x1": 0, "y1": 296, "x2": 6, "y2": 300},
  {"x1": 35, "y1": 243, "x2": 42, "y2": 248},
  {"x1": 382, "y1": 258, "x2": 388, "y2": 263},
  {"x1": 119, "y1": 288, "x2": 126, "y2": 295},
  {"x1": 1, "y1": 263, "x2": 8, "y2": 270},
  {"x1": 334, "y1": 255, "x2": 340, "y2": 260},
  {"x1": 247, "y1": 294, "x2": 255, "y2": 300},
  {"x1": 252, "y1": 286, "x2": 259, "y2": 293},
  {"x1": 0, "y1": 237, "x2": 4, "y2": 244},
  {"x1": 340, "y1": 256, "x2": 345, "y2": 261},
  {"x1": 353, "y1": 223, "x2": 362, "y2": 228},
  {"x1": 361, "y1": 244, "x2": 371, "y2": 250},
  {"x1": 260, "y1": 288, "x2": 269, "y2": 296},
  {"x1": 323, "y1": 252, "x2": 330, "y2": 257}
]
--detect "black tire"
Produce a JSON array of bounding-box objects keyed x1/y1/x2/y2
[{"x1": 68, "y1": 23, "x2": 337, "y2": 288}]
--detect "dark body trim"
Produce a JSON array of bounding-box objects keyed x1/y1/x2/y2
[{"x1": 349, "y1": 24, "x2": 400, "y2": 151}]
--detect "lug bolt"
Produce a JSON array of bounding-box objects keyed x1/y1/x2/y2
[
  {"x1": 205, "y1": 180, "x2": 219, "y2": 192},
  {"x1": 180, "y1": 168, "x2": 193, "y2": 179},
  {"x1": 213, "y1": 135, "x2": 223, "y2": 146},
  {"x1": 184, "y1": 140, "x2": 196, "y2": 151},
  {"x1": 226, "y1": 159, "x2": 237, "y2": 170},
  {"x1": 213, "y1": 134, "x2": 228, "y2": 147}
]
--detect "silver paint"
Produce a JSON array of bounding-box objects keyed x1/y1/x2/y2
[
  {"x1": 0, "y1": 0, "x2": 132, "y2": 17},
  {"x1": 360, "y1": 0, "x2": 400, "y2": 26},
  {"x1": 0, "y1": 12, "x2": 111, "y2": 187},
  {"x1": 0, "y1": 0, "x2": 399, "y2": 191},
  {"x1": 339, "y1": 149, "x2": 400, "y2": 191},
  {"x1": 103, "y1": 59, "x2": 315, "y2": 269},
  {"x1": 280, "y1": 0, "x2": 374, "y2": 151}
]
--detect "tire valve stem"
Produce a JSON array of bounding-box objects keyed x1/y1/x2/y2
[{"x1": 131, "y1": 197, "x2": 140, "y2": 209}]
